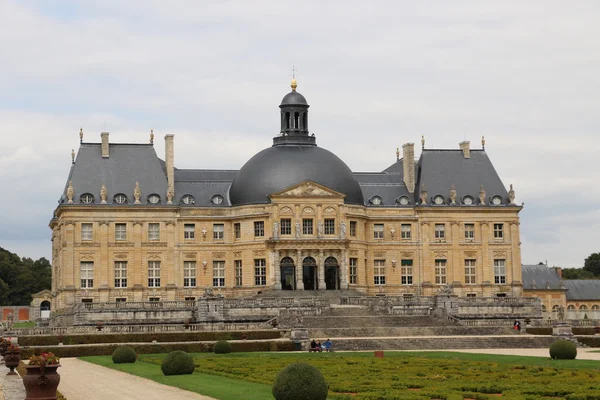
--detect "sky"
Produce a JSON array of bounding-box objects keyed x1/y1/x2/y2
[{"x1": 0, "y1": 1, "x2": 598, "y2": 267}]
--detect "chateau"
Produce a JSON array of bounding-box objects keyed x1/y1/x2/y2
[{"x1": 44, "y1": 79, "x2": 524, "y2": 313}]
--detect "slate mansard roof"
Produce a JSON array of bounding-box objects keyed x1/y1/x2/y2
[{"x1": 521, "y1": 265, "x2": 600, "y2": 300}]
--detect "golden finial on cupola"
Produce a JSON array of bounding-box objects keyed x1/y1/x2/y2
[
  {"x1": 290, "y1": 66, "x2": 297, "y2": 91},
  {"x1": 79, "y1": 128, "x2": 84, "y2": 143},
  {"x1": 421, "y1": 135, "x2": 425, "y2": 150},
  {"x1": 481, "y1": 135, "x2": 486, "y2": 150},
  {"x1": 150, "y1": 129, "x2": 154, "y2": 144}
]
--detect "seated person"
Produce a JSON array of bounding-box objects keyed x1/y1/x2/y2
[
  {"x1": 316, "y1": 340, "x2": 323, "y2": 351},
  {"x1": 324, "y1": 339, "x2": 333, "y2": 352},
  {"x1": 309, "y1": 339, "x2": 321, "y2": 352}
]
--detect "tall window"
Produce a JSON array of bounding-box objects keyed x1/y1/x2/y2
[
  {"x1": 80, "y1": 262, "x2": 94, "y2": 288},
  {"x1": 302, "y1": 218, "x2": 313, "y2": 235},
  {"x1": 465, "y1": 224, "x2": 475, "y2": 240},
  {"x1": 213, "y1": 224, "x2": 224, "y2": 240},
  {"x1": 184, "y1": 224, "x2": 195, "y2": 239},
  {"x1": 401, "y1": 224, "x2": 411, "y2": 240},
  {"x1": 184, "y1": 261, "x2": 196, "y2": 287},
  {"x1": 213, "y1": 261, "x2": 225, "y2": 287},
  {"x1": 254, "y1": 259, "x2": 266, "y2": 286},
  {"x1": 434, "y1": 224, "x2": 445, "y2": 241},
  {"x1": 234, "y1": 223, "x2": 241, "y2": 239},
  {"x1": 374, "y1": 260, "x2": 386, "y2": 285},
  {"x1": 349, "y1": 221, "x2": 357, "y2": 237},
  {"x1": 435, "y1": 259, "x2": 447, "y2": 285},
  {"x1": 280, "y1": 218, "x2": 292, "y2": 235},
  {"x1": 254, "y1": 221, "x2": 264, "y2": 237},
  {"x1": 494, "y1": 223, "x2": 504, "y2": 239},
  {"x1": 114, "y1": 261, "x2": 128, "y2": 288},
  {"x1": 494, "y1": 259, "x2": 506, "y2": 284},
  {"x1": 115, "y1": 223, "x2": 127, "y2": 241},
  {"x1": 464, "y1": 259, "x2": 476, "y2": 284},
  {"x1": 349, "y1": 258, "x2": 357, "y2": 284},
  {"x1": 235, "y1": 260, "x2": 243, "y2": 286},
  {"x1": 373, "y1": 224, "x2": 384, "y2": 239},
  {"x1": 324, "y1": 218, "x2": 335, "y2": 235},
  {"x1": 401, "y1": 259, "x2": 413, "y2": 285},
  {"x1": 148, "y1": 261, "x2": 161, "y2": 287},
  {"x1": 81, "y1": 223, "x2": 93, "y2": 241},
  {"x1": 148, "y1": 223, "x2": 160, "y2": 241}
]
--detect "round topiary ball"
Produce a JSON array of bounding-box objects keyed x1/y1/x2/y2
[
  {"x1": 161, "y1": 351, "x2": 195, "y2": 376},
  {"x1": 112, "y1": 346, "x2": 137, "y2": 364},
  {"x1": 272, "y1": 363, "x2": 328, "y2": 400},
  {"x1": 213, "y1": 340, "x2": 233, "y2": 354},
  {"x1": 549, "y1": 339, "x2": 577, "y2": 360}
]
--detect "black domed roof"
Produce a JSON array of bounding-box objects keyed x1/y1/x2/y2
[
  {"x1": 229, "y1": 145, "x2": 364, "y2": 206},
  {"x1": 280, "y1": 91, "x2": 308, "y2": 106}
]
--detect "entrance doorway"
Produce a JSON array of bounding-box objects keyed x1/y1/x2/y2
[
  {"x1": 303, "y1": 257, "x2": 318, "y2": 290},
  {"x1": 325, "y1": 257, "x2": 339, "y2": 290},
  {"x1": 280, "y1": 257, "x2": 296, "y2": 290},
  {"x1": 40, "y1": 300, "x2": 51, "y2": 319}
]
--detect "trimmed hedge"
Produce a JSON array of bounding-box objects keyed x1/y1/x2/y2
[
  {"x1": 549, "y1": 340, "x2": 577, "y2": 360},
  {"x1": 18, "y1": 330, "x2": 282, "y2": 346},
  {"x1": 214, "y1": 340, "x2": 232, "y2": 354},
  {"x1": 527, "y1": 327, "x2": 599, "y2": 336},
  {"x1": 161, "y1": 351, "x2": 195, "y2": 375},
  {"x1": 574, "y1": 336, "x2": 600, "y2": 347},
  {"x1": 112, "y1": 346, "x2": 137, "y2": 363},
  {"x1": 272, "y1": 363, "x2": 328, "y2": 400}
]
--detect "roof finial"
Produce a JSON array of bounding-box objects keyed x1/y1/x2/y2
[
  {"x1": 396, "y1": 147, "x2": 400, "y2": 161},
  {"x1": 481, "y1": 135, "x2": 485, "y2": 150},
  {"x1": 421, "y1": 135, "x2": 425, "y2": 150},
  {"x1": 79, "y1": 128, "x2": 84, "y2": 143},
  {"x1": 150, "y1": 129, "x2": 154, "y2": 144},
  {"x1": 71, "y1": 149, "x2": 75, "y2": 164},
  {"x1": 290, "y1": 66, "x2": 297, "y2": 91}
]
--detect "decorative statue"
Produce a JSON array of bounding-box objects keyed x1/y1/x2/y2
[
  {"x1": 134, "y1": 181, "x2": 141, "y2": 204},
  {"x1": 150, "y1": 129, "x2": 154, "y2": 144},
  {"x1": 167, "y1": 187, "x2": 174, "y2": 204},
  {"x1": 71, "y1": 148, "x2": 75, "y2": 164},
  {"x1": 66, "y1": 180, "x2": 74, "y2": 203},
  {"x1": 295, "y1": 221, "x2": 301, "y2": 237},
  {"x1": 79, "y1": 127, "x2": 84, "y2": 143},
  {"x1": 100, "y1": 184, "x2": 107, "y2": 204},
  {"x1": 420, "y1": 184, "x2": 427, "y2": 205},
  {"x1": 449, "y1": 184, "x2": 457, "y2": 205},
  {"x1": 340, "y1": 221, "x2": 347, "y2": 238},
  {"x1": 6, "y1": 312, "x2": 14, "y2": 331},
  {"x1": 273, "y1": 222, "x2": 279, "y2": 239},
  {"x1": 557, "y1": 305, "x2": 565, "y2": 321},
  {"x1": 317, "y1": 221, "x2": 324, "y2": 237},
  {"x1": 508, "y1": 184, "x2": 516, "y2": 205},
  {"x1": 437, "y1": 285, "x2": 453, "y2": 295},
  {"x1": 479, "y1": 185, "x2": 486, "y2": 205}
]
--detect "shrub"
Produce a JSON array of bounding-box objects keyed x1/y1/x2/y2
[
  {"x1": 549, "y1": 340, "x2": 577, "y2": 360},
  {"x1": 272, "y1": 362, "x2": 328, "y2": 400},
  {"x1": 161, "y1": 351, "x2": 195, "y2": 376},
  {"x1": 214, "y1": 340, "x2": 232, "y2": 354},
  {"x1": 112, "y1": 346, "x2": 137, "y2": 364}
]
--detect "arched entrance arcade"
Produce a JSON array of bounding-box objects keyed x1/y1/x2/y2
[
  {"x1": 280, "y1": 257, "x2": 296, "y2": 290},
  {"x1": 302, "y1": 257, "x2": 318, "y2": 290},
  {"x1": 324, "y1": 257, "x2": 340, "y2": 290}
]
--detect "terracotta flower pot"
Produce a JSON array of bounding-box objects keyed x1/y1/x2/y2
[
  {"x1": 4, "y1": 350, "x2": 20, "y2": 375},
  {"x1": 23, "y1": 364, "x2": 61, "y2": 400}
]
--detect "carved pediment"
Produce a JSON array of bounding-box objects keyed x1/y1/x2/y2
[{"x1": 269, "y1": 181, "x2": 345, "y2": 199}]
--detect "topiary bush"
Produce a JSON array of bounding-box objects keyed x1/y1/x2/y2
[
  {"x1": 112, "y1": 346, "x2": 137, "y2": 364},
  {"x1": 272, "y1": 362, "x2": 328, "y2": 400},
  {"x1": 549, "y1": 340, "x2": 577, "y2": 360},
  {"x1": 213, "y1": 340, "x2": 232, "y2": 354},
  {"x1": 161, "y1": 350, "x2": 195, "y2": 376}
]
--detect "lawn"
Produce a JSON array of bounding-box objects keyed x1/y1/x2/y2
[
  {"x1": 13, "y1": 321, "x2": 36, "y2": 328},
  {"x1": 83, "y1": 351, "x2": 600, "y2": 400}
]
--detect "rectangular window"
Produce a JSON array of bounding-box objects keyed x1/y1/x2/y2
[
  {"x1": 494, "y1": 223, "x2": 504, "y2": 239},
  {"x1": 374, "y1": 260, "x2": 386, "y2": 285},
  {"x1": 81, "y1": 223, "x2": 93, "y2": 241},
  {"x1": 213, "y1": 224, "x2": 224, "y2": 240},
  {"x1": 80, "y1": 262, "x2": 94, "y2": 288},
  {"x1": 184, "y1": 224, "x2": 195, "y2": 239},
  {"x1": 148, "y1": 223, "x2": 160, "y2": 241},
  {"x1": 115, "y1": 297, "x2": 127, "y2": 303},
  {"x1": 149, "y1": 297, "x2": 160, "y2": 302},
  {"x1": 434, "y1": 224, "x2": 445, "y2": 241},
  {"x1": 184, "y1": 261, "x2": 196, "y2": 287},
  {"x1": 350, "y1": 221, "x2": 357, "y2": 237},
  {"x1": 465, "y1": 223, "x2": 475, "y2": 240},
  {"x1": 148, "y1": 261, "x2": 161, "y2": 288},
  {"x1": 235, "y1": 260, "x2": 243, "y2": 286},
  {"x1": 403, "y1": 293, "x2": 414, "y2": 301},
  {"x1": 466, "y1": 293, "x2": 477, "y2": 298},
  {"x1": 349, "y1": 258, "x2": 357, "y2": 284},
  {"x1": 254, "y1": 259, "x2": 267, "y2": 286},
  {"x1": 213, "y1": 260, "x2": 225, "y2": 287},
  {"x1": 114, "y1": 261, "x2": 128, "y2": 288},
  {"x1": 494, "y1": 259, "x2": 506, "y2": 284},
  {"x1": 115, "y1": 223, "x2": 127, "y2": 241},
  {"x1": 373, "y1": 224, "x2": 384, "y2": 239},
  {"x1": 254, "y1": 221, "x2": 264, "y2": 237},
  {"x1": 401, "y1": 259, "x2": 413, "y2": 285},
  {"x1": 401, "y1": 224, "x2": 411, "y2": 240},
  {"x1": 465, "y1": 259, "x2": 476, "y2": 284},
  {"x1": 234, "y1": 223, "x2": 241, "y2": 239},
  {"x1": 435, "y1": 259, "x2": 447, "y2": 285},
  {"x1": 324, "y1": 218, "x2": 335, "y2": 235},
  {"x1": 184, "y1": 297, "x2": 196, "y2": 302},
  {"x1": 302, "y1": 218, "x2": 313, "y2": 235},
  {"x1": 280, "y1": 218, "x2": 292, "y2": 235}
]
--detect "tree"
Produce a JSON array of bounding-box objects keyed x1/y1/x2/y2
[
  {"x1": 561, "y1": 268, "x2": 596, "y2": 280},
  {"x1": 582, "y1": 253, "x2": 600, "y2": 277},
  {"x1": 0, "y1": 247, "x2": 52, "y2": 306},
  {"x1": 0, "y1": 278, "x2": 9, "y2": 305}
]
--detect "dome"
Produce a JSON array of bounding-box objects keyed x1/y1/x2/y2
[
  {"x1": 281, "y1": 91, "x2": 308, "y2": 106},
  {"x1": 229, "y1": 145, "x2": 364, "y2": 206}
]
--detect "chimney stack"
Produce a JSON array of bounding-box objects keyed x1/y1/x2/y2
[
  {"x1": 165, "y1": 134, "x2": 175, "y2": 193},
  {"x1": 101, "y1": 132, "x2": 109, "y2": 158},
  {"x1": 459, "y1": 141, "x2": 470, "y2": 158},
  {"x1": 402, "y1": 143, "x2": 415, "y2": 193}
]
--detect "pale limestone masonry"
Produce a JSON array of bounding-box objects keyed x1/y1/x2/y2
[{"x1": 402, "y1": 143, "x2": 415, "y2": 193}]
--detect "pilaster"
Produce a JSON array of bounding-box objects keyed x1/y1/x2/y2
[
  {"x1": 318, "y1": 249, "x2": 325, "y2": 290},
  {"x1": 296, "y1": 249, "x2": 304, "y2": 290},
  {"x1": 273, "y1": 250, "x2": 282, "y2": 289}
]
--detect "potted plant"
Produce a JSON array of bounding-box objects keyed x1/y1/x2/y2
[
  {"x1": 96, "y1": 321, "x2": 103, "y2": 331},
  {"x1": 23, "y1": 352, "x2": 61, "y2": 400},
  {"x1": 4, "y1": 343, "x2": 21, "y2": 375},
  {"x1": 0, "y1": 337, "x2": 11, "y2": 358}
]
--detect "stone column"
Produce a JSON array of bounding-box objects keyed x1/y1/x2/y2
[
  {"x1": 340, "y1": 248, "x2": 349, "y2": 289},
  {"x1": 296, "y1": 249, "x2": 304, "y2": 290},
  {"x1": 318, "y1": 249, "x2": 326, "y2": 290},
  {"x1": 273, "y1": 250, "x2": 282, "y2": 290}
]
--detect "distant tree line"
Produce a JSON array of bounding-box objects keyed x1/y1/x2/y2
[
  {"x1": 554, "y1": 253, "x2": 600, "y2": 280},
  {"x1": 0, "y1": 246, "x2": 52, "y2": 306}
]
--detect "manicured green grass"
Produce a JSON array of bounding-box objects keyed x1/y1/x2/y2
[{"x1": 13, "y1": 321, "x2": 36, "y2": 328}]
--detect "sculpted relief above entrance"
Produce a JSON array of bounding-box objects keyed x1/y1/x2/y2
[{"x1": 270, "y1": 180, "x2": 345, "y2": 199}]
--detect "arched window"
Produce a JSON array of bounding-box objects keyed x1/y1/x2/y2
[
  {"x1": 541, "y1": 305, "x2": 547, "y2": 312},
  {"x1": 285, "y1": 112, "x2": 290, "y2": 129},
  {"x1": 567, "y1": 305, "x2": 575, "y2": 310},
  {"x1": 80, "y1": 193, "x2": 94, "y2": 204},
  {"x1": 579, "y1": 305, "x2": 588, "y2": 310},
  {"x1": 552, "y1": 305, "x2": 560, "y2": 311},
  {"x1": 294, "y1": 112, "x2": 300, "y2": 129},
  {"x1": 181, "y1": 195, "x2": 194, "y2": 205},
  {"x1": 147, "y1": 194, "x2": 161, "y2": 204},
  {"x1": 114, "y1": 194, "x2": 127, "y2": 204},
  {"x1": 592, "y1": 305, "x2": 599, "y2": 310}
]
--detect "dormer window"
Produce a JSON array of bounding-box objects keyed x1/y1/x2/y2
[
  {"x1": 181, "y1": 195, "x2": 195, "y2": 205},
  {"x1": 491, "y1": 195, "x2": 503, "y2": 206},
  {"x1": 433, "y1": 195, "x2": 445, "y2": 205},
  {"x1": 147, "y1": 194, "x2": 161, "y2": 204},
  {"x1": 462, "y1": 195, "x2": 474, "y2": 205},
  {"x1": 114, "y1": 194, "x2": 127, "y2": 204},
  {"x1": 370, "y1": 196, "x2": 383, "y2": 205},
  {"x1": 211, "y1": 195, "x2": 224, "y2": 205},
  {"x1": 396, "y1": 196, "x2": 409, "y2": 206},
  {"x1": 80, "y1": 193, "x2": 94, "y2": 204}
]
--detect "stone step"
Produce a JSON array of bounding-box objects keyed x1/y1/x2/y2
[
  {"x1": 308, "y1": 326, "x2": 520, "y2": 338},
  {"x1": 301, "y1": 315, "x2": 444, "y2": 328}
]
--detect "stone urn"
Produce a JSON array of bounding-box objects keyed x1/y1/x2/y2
[
  {"x1": 4, "y1": 349, "x2": 20, "y2": 375},
  {"x1": 23, "y1": 361, "x2": 61, "y2": 400},
  {"x1": 0, "y1": 341, "x2": 8, "y2": 358}
]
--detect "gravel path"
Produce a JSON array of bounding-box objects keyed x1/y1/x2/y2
[{"x1": 58, "y1": 358, "x2": 216, "y2": 400}]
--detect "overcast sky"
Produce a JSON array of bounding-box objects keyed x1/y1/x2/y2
[{"x1": 1, "y1": 1, "x2": 598, "y2": 268}]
